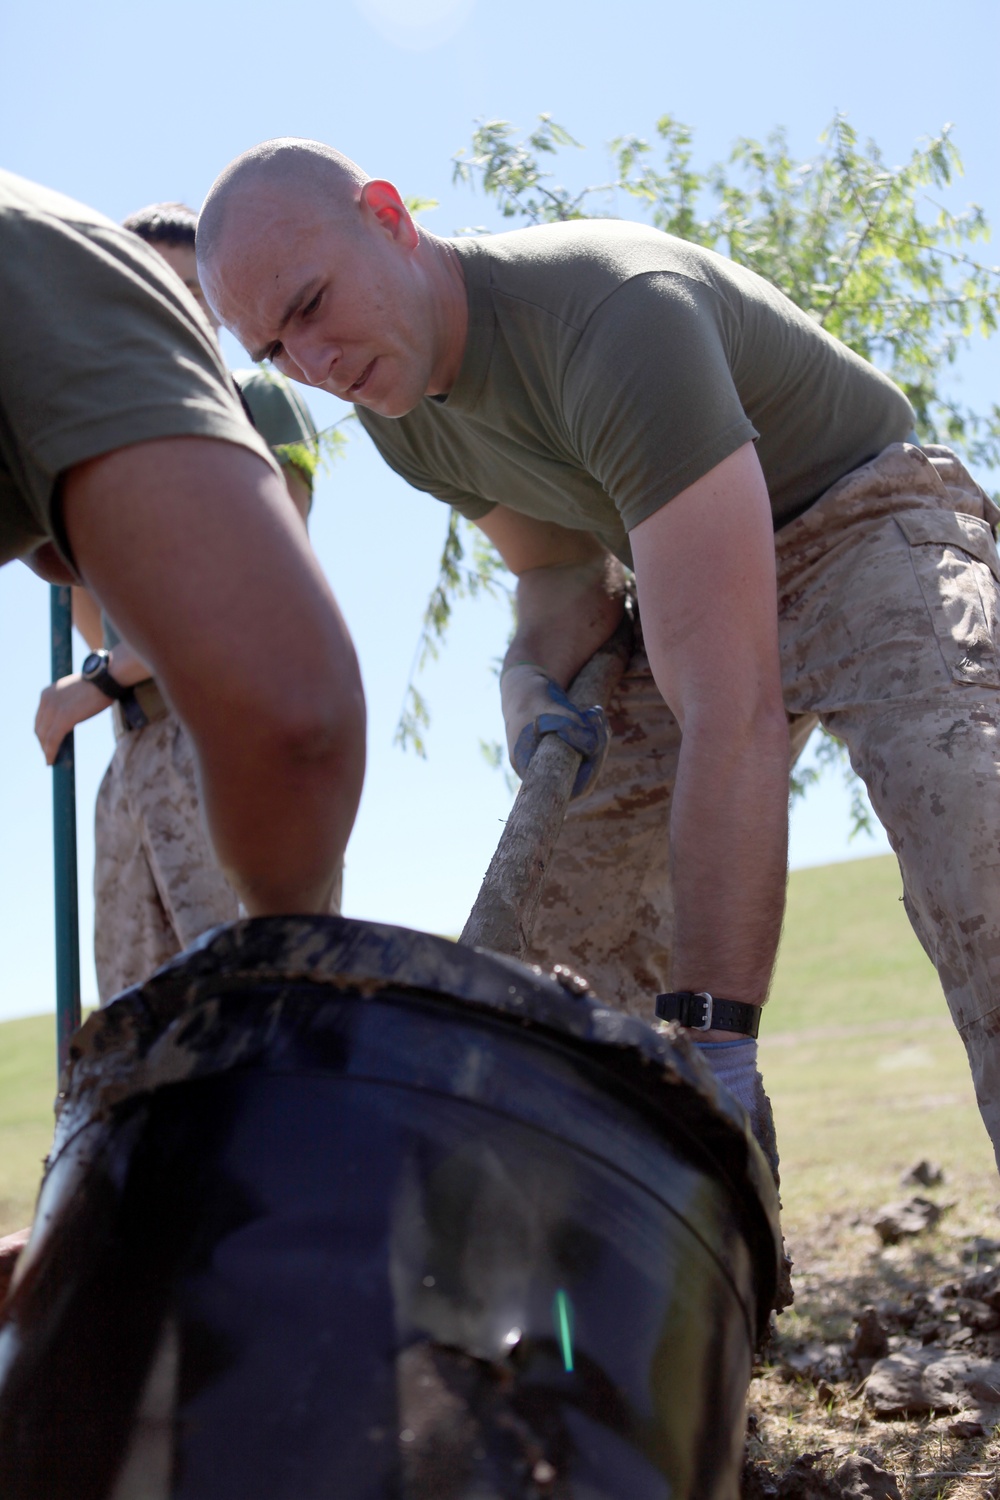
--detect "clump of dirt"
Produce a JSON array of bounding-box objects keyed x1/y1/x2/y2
[
  {"x1": 873, "y1": 1198, "x2": 946, "y2": 1248},
  {"x1": 743, "y1": 1448, "x2": 902, "y2": 1498},
  {"x1": 744, "y1": 1176, "x2": 1000, "y2": 1498}
]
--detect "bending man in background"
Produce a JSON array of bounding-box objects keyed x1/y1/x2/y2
[{"x1": 33, "y1": 201, "x2": 339, "y2": 1000}]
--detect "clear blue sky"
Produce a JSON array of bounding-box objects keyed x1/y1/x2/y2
[{"x1": 1, "y1": 0, "x2": 997, "y2": 1023}]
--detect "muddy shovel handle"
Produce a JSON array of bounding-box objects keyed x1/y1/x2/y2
[{"x1": 460, "y1": 607, "x2": 635, "y2": 958}]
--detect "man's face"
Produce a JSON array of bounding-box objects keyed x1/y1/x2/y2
[
  {"x1": 153, "y1": 242, "x2": 221, "y2": 332},
  {"x1": 201, "y1": 189, "x2": 440, "y2": 418}
]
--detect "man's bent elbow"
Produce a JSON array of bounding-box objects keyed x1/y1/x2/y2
[
  {"x1": 279, "y1": 686, "x2": 367, "y2": 785},
  {"x1": 262, "y1": 659, "x2": 367, "y2": 789},
  {"x1": 201, "y1": 630, "x2": 367, "y2": 815}
]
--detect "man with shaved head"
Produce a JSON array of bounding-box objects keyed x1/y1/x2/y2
[
  {"x1": 199, "y1": 140, "x2": 466, "y2": 418},
  {"x1": 200, "y1": 137, "x2": 1000, "y2": 1175}
]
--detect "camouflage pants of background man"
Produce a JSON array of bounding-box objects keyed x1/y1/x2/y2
[
  {"x1": 528, "y1": 443, "x2": 1000, "y2": 1169},
  {"x1": 94, "y1": 713, "x2": 343, "y2": 1003}
]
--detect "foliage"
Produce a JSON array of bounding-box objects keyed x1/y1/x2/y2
[
  {"x1": 403, "y1": 194, "x2": 440, "y2": 219},
  {"x1": 394, "y1": 510, "x2": 511, "y2": 756},
  {"x1": 452, "y1": 116, "x2": 588, "y2": 224}
]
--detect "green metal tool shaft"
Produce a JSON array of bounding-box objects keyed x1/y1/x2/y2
[{"x1": 50, "y1": 584, "x2": 81, "y2": 1073}]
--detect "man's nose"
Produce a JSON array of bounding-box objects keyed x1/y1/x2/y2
[{"x1": 286, "y1": 330, "x2": 342, "y2": 388}]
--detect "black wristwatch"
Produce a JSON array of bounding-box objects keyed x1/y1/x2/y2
[
  {"x1": 655, "y1": 990, "x2": 761, "y2": 1038},
  {"x1": 81, "y1": 649, "x2": 130, "y2": 703}
]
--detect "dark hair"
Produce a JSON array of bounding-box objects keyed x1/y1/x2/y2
[{"x1": 121, "y1": 201, "x2": 197, "y2": 249}]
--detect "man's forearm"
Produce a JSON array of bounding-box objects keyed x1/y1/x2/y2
[
  {"x1": 71, "y1": 587, "x2": 104, "y2": 650},
  {"x1": 669, "y1": 707, "x2": 790, "y2": 1018},
  {"x1": 627, "y1": 443, "x2": 792, "y2": 1027},
  {"x1": 505, "y1": 555, "x2": 627, "y2": 687},
  {"x1": 71, "y1": 587, "x2": 153, "y2": 684}
]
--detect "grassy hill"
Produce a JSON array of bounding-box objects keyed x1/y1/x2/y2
[
  {"x1": 1, "y1": 853, "x2": 995, "y2": 1237},
  {"x1": 0, "y1": 1010, "x2": 63, "y2": 1237},
  {"x1": 762, "y1": 855, "x2": 995, "y2": 1222}
]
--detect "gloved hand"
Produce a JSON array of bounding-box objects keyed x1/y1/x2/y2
[{"x1": 500, "y1": 663, "x2": 611, "y2": 800}]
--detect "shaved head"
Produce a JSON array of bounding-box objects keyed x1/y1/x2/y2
[
  {"x1": 197, "y1": 137, "x2": 468, "y2": 415},
  {"x1": 198, "y1": 137, "x2": 370, "y2": 270}
]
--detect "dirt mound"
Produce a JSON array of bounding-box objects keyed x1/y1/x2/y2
[{"x1": 744, "y1": 1190, "x2": 1000, "y2": 1499}]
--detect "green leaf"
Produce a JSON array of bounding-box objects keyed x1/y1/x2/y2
[{"x1": 404, "y1": 195, "x2": 439, "y2": 218}]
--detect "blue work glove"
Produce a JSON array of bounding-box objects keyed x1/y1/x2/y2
[{"x1": 500, "y1": 663, "x2": 611, "y2": 800}]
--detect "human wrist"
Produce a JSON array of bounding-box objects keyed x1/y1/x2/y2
[
  {"x1": 655, "y1": 990, "x2": 762, "y2": 1038},
  {"x1": 500, "y1": 658, "x2": 545, "y2": 678},
  {"x1": 500, "y1": 664, "x2": 556, "y2": 756},
  {"x1": 73, "y1": 674, "x2": 111, "y2": 713},
  {"x1": 81, "y1": 649, "x2": 129, "y2": 702}
]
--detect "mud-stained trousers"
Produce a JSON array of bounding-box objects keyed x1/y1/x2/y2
[
  {"x1": 94, "y1": 713, "x2": 343, "y2": 1003},
  {"x1": 527, "y1": 443, "x2": 1000, "y2": 1168}
]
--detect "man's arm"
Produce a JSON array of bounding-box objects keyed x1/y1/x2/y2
[
  {"x1": 35, "y1": 587, "x2": 160, "y2": 763},
  {"x1": 60, "y1": 435, "x2": 366, "y2": 916},
  {"x1": 478, "y1": 445, "x2": 790, "y2": 1027},
  {"x1": 474, "y1": 510, "x2": 628, "y2": 797},
  {"x1": 282, "y1": 465, "x2": 313, "y2": 526},
  {"x1": 474, "y1": 509, "x2": 627, "y2": 684},
  {"x1": 37, "y1": 457, "x2": 316, "y2": 766},
  {"x1": 72, "y1": 587, "x2": 157, "y2": 682},
  {"x1": 629, "y1": 442, "x2": 790, "y2": 1025},
  {"x1": 71, "y1": 587, "x2": 103, "y2": 650}
]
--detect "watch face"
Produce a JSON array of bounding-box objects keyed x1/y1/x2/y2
[{"x1": 82, "y1": 650, "x2": 108, "y2": 680}]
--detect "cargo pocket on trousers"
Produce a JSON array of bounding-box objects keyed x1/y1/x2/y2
[{"x1": 894, "y1": 509, "x2": 1000, "y2": 688}]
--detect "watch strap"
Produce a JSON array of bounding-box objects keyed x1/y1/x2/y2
[
  {"x1": 118, "y1": 688, "x2": 149, "y2": 730},
  {"x1": 82, "y1": 650, "x2": 130, "y2": 703},
  {"x1": 655, "y1": 990, "x2": 761, "y2": 1038}
]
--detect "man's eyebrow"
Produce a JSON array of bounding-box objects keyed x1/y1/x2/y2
[{"x1": 250, "y1": 278, "x2": 320, "y2": 363}]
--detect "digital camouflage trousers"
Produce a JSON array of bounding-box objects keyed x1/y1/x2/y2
[
  {"x1": 527, "y1": 443, "x2": 1000, "y2": 1168},
  {"x1": 94, "y1": 713, "x2": 343, "y2": 1003}
]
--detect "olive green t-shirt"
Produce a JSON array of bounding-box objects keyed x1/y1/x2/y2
[
  {"x1": 0, "y1": 169, "x2": 277, "y2": 569},
  {"x1": 356, "y1": 220, "x2": 914, "y2": 565}
]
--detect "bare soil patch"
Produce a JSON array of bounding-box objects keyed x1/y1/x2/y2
[{"x1": 747, "y1": 1185, "x2": 1000, "y2": 1498}]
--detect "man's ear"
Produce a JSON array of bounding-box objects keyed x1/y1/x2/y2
[{"x1": 360, "y1": 180, "x2": 419, "y2": 250}]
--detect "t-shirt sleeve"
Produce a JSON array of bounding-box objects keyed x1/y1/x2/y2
[
  {"x1": 355, "y1": 408, "x2": 496, "y2": 523},
  {"x1": 0, "y1": 200, "x2": 279, "y2": 564},
  {"x1": 563, "y1": 272, "x2": 758, "y2": 532}
]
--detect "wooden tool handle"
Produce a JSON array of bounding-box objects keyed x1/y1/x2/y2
[{"x1": 460, "y1": 607, "x2": 636, "y2": 958}]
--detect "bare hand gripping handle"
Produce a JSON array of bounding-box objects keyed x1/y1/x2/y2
[{"x1": 460, "y1": 606, "x2": 636, "y2": 958}]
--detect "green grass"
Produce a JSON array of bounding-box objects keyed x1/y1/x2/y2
[
  {"x1": 766, "y1": 853, "x2": 948, "y2": 1033},
  {"x1": 0, "y1": 1014, "x2": 61, "y2": 1236},
  {"x1": 763, "y1": 854, "x2": 997, "y2": 1225},
  {"x1": 0, "y1": 854, "x2": 995, "y2": 1237}
]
